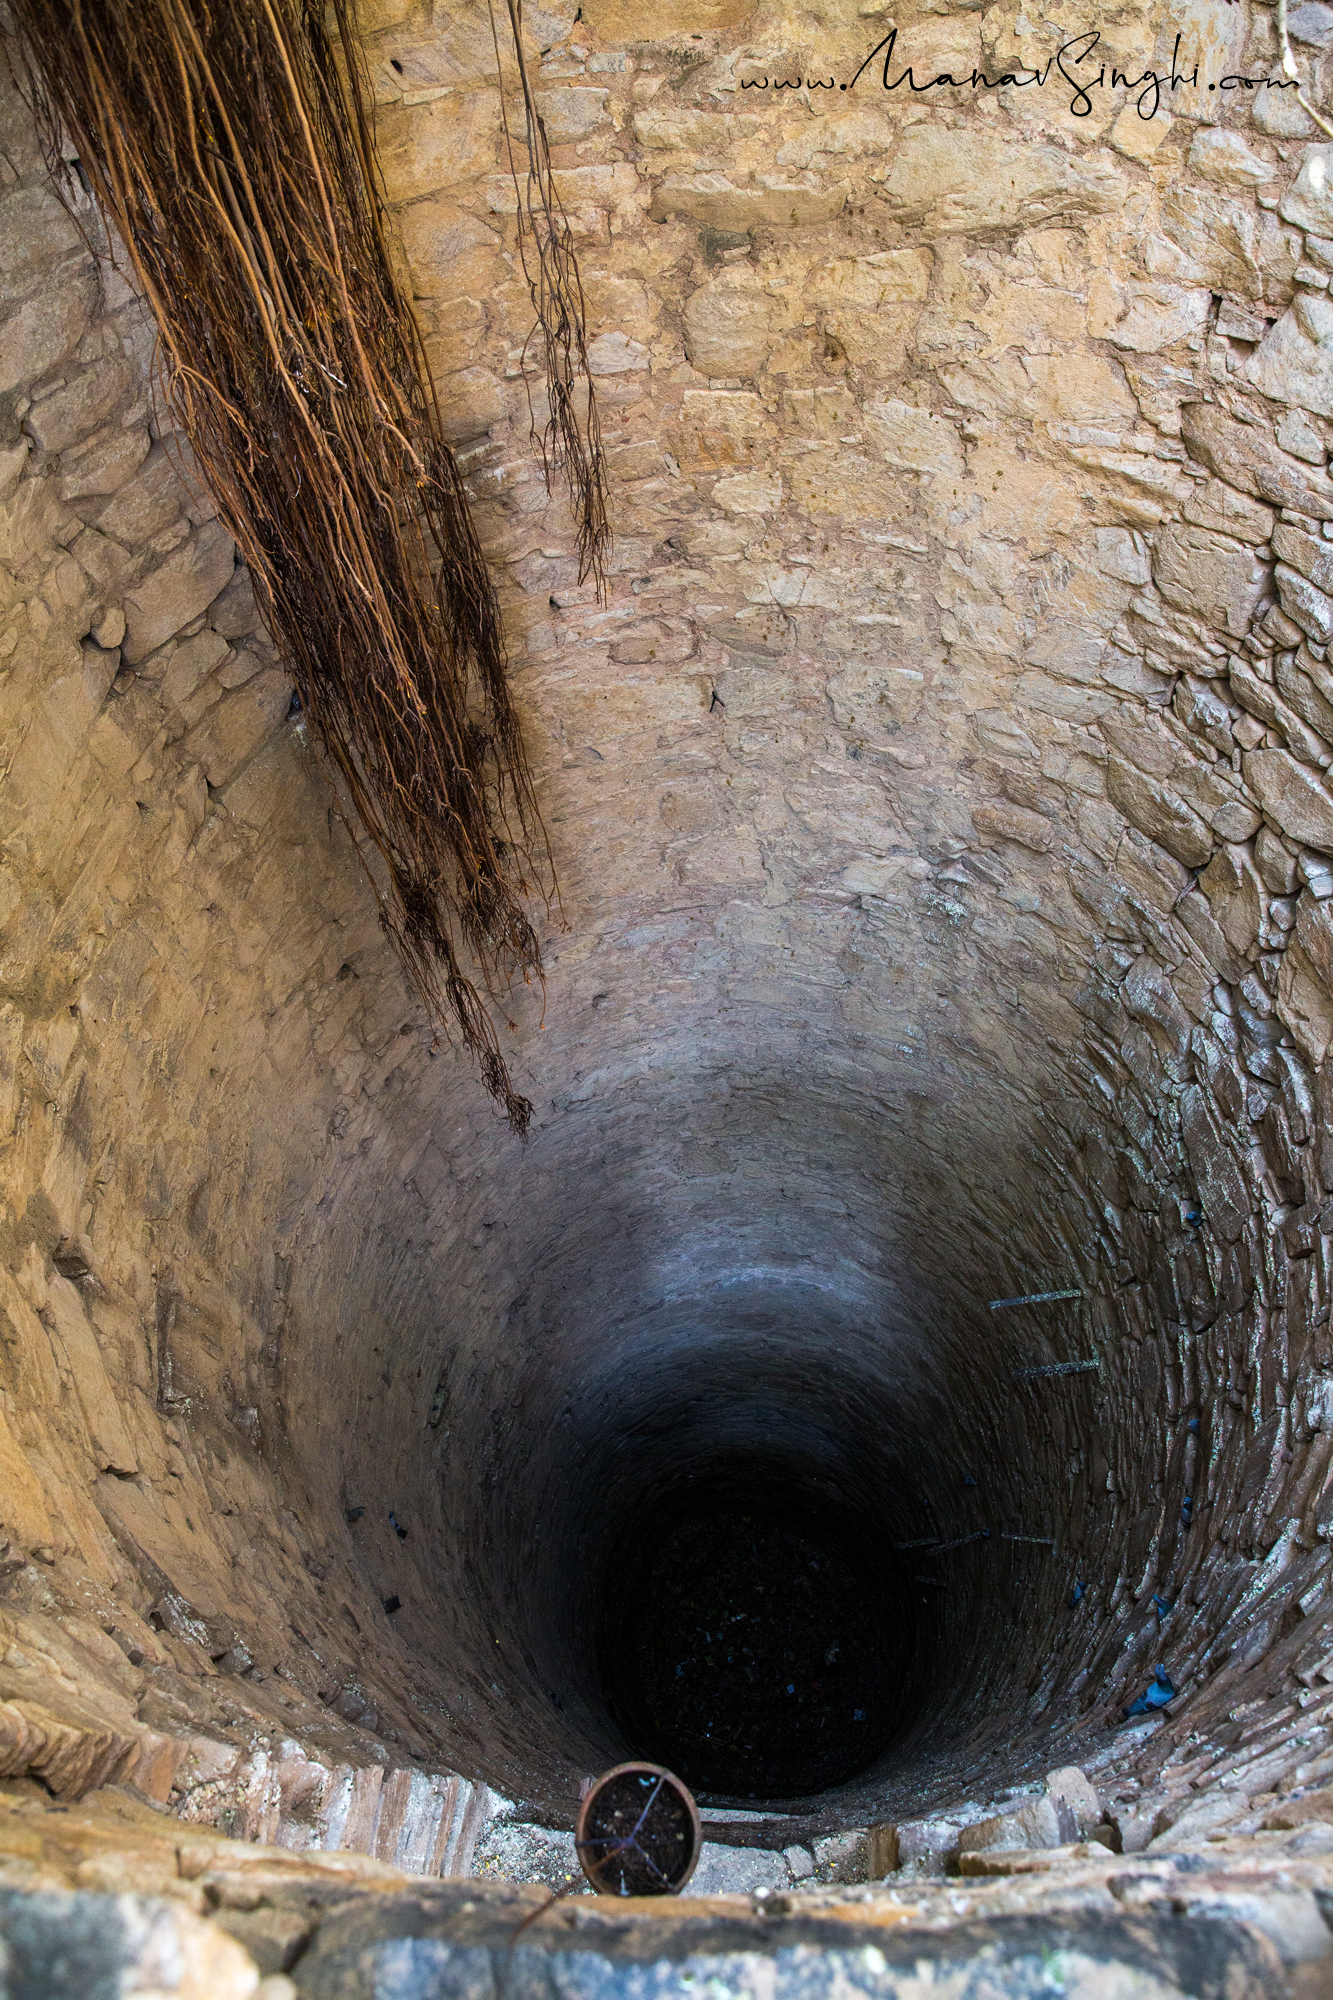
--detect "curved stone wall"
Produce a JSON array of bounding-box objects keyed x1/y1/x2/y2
[{"x1": 3, "y1": 0, "x2": 1333, "y2": 1868}]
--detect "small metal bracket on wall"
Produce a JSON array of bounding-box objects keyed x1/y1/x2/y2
[{"x1": 1012, "y1": 1358, "x2": 1101, "y2": 1382}]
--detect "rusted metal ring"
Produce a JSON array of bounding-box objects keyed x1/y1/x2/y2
[{"x1": 574, "y1": 1762, "x2": 702, "y2": 1896}]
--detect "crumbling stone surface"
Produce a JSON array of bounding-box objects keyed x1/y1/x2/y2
[{"x1": 0, "y1": 1866, "x2": 1294, "y2": 1999}]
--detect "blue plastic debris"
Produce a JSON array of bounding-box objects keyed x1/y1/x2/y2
[
  {"x1": 1123, "y1": 1666, "x2": 1176, "y2": 1718},
  {"x1": 390, "y1": 1510, "x2": 409, "y2": 1541},
  {"x1": 1181, "y1": 1497, "x2": 1194, "y2": 1527},
  {"x1": 1184, "y1": 1207, "x2": 1202, "y2": 1229},
  {"x1": 1070, "y1": 1581, "x2": 1085, "y2": 1606},
  {"x1": 1187, "y1": 1418, "x2": 1199, "y2": 1435},
  {"x1": 1153, "y1": 1594, "x2": 1172, "y2": 1621}
]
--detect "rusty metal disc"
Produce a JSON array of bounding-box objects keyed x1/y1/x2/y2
[{"x1": 574, "y1": 1762, "x2": 701, "y2": 1896}]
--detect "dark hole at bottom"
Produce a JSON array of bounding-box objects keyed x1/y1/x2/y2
[{"x1": 600, "y1": 1503, "x2": 909, "y2": 1799}]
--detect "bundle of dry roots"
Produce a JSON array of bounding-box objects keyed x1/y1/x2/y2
[
  {"x1": 8, "y1": 0, "x2": 606, "y2": 1131},
  {"x1": 492, "y1": 0, "x2": 610, "y2": 589}
]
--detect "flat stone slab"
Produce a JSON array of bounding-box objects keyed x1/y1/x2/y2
[{"x1": 282, "y1": 1883, "x2": 1285, "y2": 2000}]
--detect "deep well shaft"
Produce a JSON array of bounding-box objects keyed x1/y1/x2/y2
[{"x1": 4, "y1": 1, "x2": 1333, "y2": 1987}]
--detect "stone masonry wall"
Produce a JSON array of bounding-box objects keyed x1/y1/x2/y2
[{"x1": 7, "y1": 0, "x2": 1333, "y2": 1881}]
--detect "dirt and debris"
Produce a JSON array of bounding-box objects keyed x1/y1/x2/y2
[{"x1": 606, "y1": 1512, "x2": 898, "y2": 1799}]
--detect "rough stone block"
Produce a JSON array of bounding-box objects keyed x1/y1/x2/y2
[
  {"x1": 1276, "y1": 652, "x2": 1333, "y2": 742},
  {"x1": 1281, "y1": 147, "x2": 1333, "y2": 235},
  {"x1": 1158, "y1": 184, "x2": 1298, "y2": 304},
  {"x1": 1110, "y1": 105, "x2": 1172, "y2": 164},
  {"x1": 0, "y1": 1889, "x2": 261, "y2": 1997},
  {"x1": 775, "y1": 110, "x2": 895, "y2": 169},
  {"x1": 484, "y1": 165, "x2": 637, "y2": 218},
  {"x1": 1277, "y1": 563, "x2": 1333, "y2": 645},
  {"x1": 58, "y1": 426, "x2": 151, "y2": 500},
  {"x1": 71, "y1": 524, "x2": 137, "y2": 597},
  {"x1": 1152, "y1": 524, "x2": 1270, "y2": 639},
  {"x1": 332, "y1": 1765, "x2": 386, "y2": 1855},
  {"x1": 376, "y1": 93, "x2": 502, "y2": 201},
  {"x1": 1296, "y1": 890, "x2": 1333, "y2": 995},
  {"x1": 959, "y1": 1796, "x2": 1069, "y2": 1856},
  {"x1": 581, "y1": 0, "x2": 754, "y2": 37},
  {"x1": 1254, "y1": 84, "x2": 1317, "y2": 135},
  {"x1": 632, "y1": 107, "x2": 761, "y2": 151},
  {"x1": 810, "y1": 250, "x2": 933, "y2": 308},
  {"x1": 43, "y1": 1275, "x2": 139, "y2": 1476},
  {"x1": 0, "y1": 277, "x2": 96, "y2": 394},
  {"x1": 1247, "y1": 296, "x2": 1333, "y2": 420},
  {"x1": 0, "y1": 475, "x2": 62, "y2": 571},
  {"x1": 972, "y1": 801, "x2": 1054, "y2": 851},
  {"x1": 130, "y1": 1728, "x2": 188, "y2": 1804},
  {"x1": 24, "y1": 362, "x2": 135, "y2": 452},
  {"x1": 1182, "y1": 403, "x2": 1333, "y2": 518},
  {"x1": 435, "y1": 366, "x2": 507, "y2": 444},
  {"x1": 1096, "y1": 281, "x2": 1211, "y2": 353},
  {"x1": 1263, "y1": 1786, "x2": 1333, "y2": 1827},
  {"x1": 5, "y1": 1700, "x2": 138, "y2": 1799},
  {"x1": 1046, "y1": 1768, "x2": 1103, "y2": 1836},
  {"x1": 475, "y1": 1817, "x2": 584, "y2": 1891},
  {"x1": 1278, "y1": 407, "x2": 1328, "y2": 462},
  {"x1": 942, "y1": 351, "x2": 1136, "y2": 426},
  {"x1": 1182, "y1": 481, "x2": 1275, "y2": 547},
  {"x1": 878, "y1": 128, "x2": 1124, "y2": 234},
  {"x1": 1107, "y1": 757, "x2": 1213, "y2": 867},
  {"x1": 1190, "y1": 129, "x2": 1277, "y2": 186},
  {"x1": 0, "y1": 1404, "x2": 52, "y2": 1549},
  {"x1": 649, "y1": 174, "x2": 846, "y2": 231},
  {"x1": 211, "y1": 1903, "x2": 310, "y2": 1976},
  {"x1": 182, "y1": 667, "x2": 291, "y2": 789},
  {"x1": 0, "y1": 186, "x2": 86, "y2": 306},
  {"x1": 789, "y1": 446, "x2": 906, "y2": 519},
  {"x1": 1175, "y1": 676, "x2": 1239, "y2": 757},
  {"x1": 535, "y1": 88, "x2": 609, "y2": 142},
  {"x1": 1199, "y1": 844, "x2": 1264, "y2": 958},
  {"x1": 99, "y1": 446, "x2": 197, "y2": 550},
  {"x1": 895, "y1": 1816, "x2": 961, "y2": 1869},
  {"x1": 1229, "y1": 655, "x2": 1321, "y2": 762},
  {"x1": 842, "y1": 855, "x2": 929, "y2": 897},
  {"x1": 682, "y1": 277, "x2": 777, "y2": 377},
  {"x1": 862, "y1": 398, "x2": 964, "y2": 477},
  {"x1": 122, "y1": 521, "x2": 236, "y2": 664},
  {"x1": 586, "y1": 332, "x2": 649, "y2": 376},
  {"x1": 0, "y1": 438, "x2": 28, "y2": 505},
  {"x1": 1246, "y1": 748, "x2": 1333, "y2": 852},
  {"x1": 1258, "y1": 825, "x2": 1302, "y2": 893},
  {"x1": 1274, "y1": 522, "x2": 1333, "y2": 597},
  {"x1": 672, "y1": 389, "x2": 774, "y2": 469},
  {"x1": 811, "y1": 1830, "x2": 871, "y2": 1883},
  {"x1": 712, "y1": 469, "x2": 780, "y2": 513}
]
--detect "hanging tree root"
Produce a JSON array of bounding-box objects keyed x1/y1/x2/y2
[
  {"x1": 4, "y1": 0, "x2": 596, "y2": 1132},
  {"x1": 489, "y1": 0, "x2": 610, "y2": 594},
  {"x1": 1277, "y1": 0, "x2": 1333, "y2": 137}
]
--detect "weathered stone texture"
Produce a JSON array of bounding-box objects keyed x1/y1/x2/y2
[{"x1": 9, "y1": 0, "x2": 1333, "y2": 1963}]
